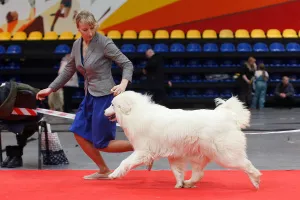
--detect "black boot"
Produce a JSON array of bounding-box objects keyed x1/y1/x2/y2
[
  {"x1": 1, "y1": 146, "x2": 14, "y2": 167},
  {"x1": 7, "y1": 156, "x2": 23, "y2": 168},
  {"x1": 6, "y1": 146, "x2": 23, "y2": 168}
]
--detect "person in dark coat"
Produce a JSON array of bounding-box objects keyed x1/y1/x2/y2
[
  {"x1": 142, "y1": 49, "x2": 171, "y2": 105},
  {"x1": 274, "y1": 76, "x2": 295, "y2": 108}
]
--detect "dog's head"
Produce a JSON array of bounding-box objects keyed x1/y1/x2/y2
[{"x1": 104, "y1": 91, "x2": 152, "y2": 124}]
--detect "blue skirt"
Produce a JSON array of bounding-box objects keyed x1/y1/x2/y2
[{"x1": 69, "y1": 92, "x2": 116, "y2": 148}]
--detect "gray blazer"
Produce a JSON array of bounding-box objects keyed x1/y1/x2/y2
[{"x1": 49, "y1": 32, "x2": 134, "y2": 97}]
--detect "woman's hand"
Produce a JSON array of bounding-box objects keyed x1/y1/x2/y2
[
  {"x1": 111, "y1": 79, "x2": 128, "y2": 96},
  {"x1": 36, "y1": 88, "x2": 53, "y2": 100},
  {"x1": 111, "y1": 84, "x2": 126, "y2": 96}
]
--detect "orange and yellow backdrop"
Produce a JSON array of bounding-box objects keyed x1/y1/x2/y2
[{"x1": 0, "y1": 0, "x2": 299, "y2": 34}]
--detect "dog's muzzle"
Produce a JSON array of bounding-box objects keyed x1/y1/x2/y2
[{"x1": 108, "y1": 114, "x2": 116, "y2": 121}]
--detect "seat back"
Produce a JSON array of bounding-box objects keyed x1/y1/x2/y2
[
  {"x1": 186, "y1": 30, "x2": 201, "y2": 39},
  {"x1": 235, "y1": 29, "x2": 250, "y2": 38},
  {"x1": 219, "y1": 29, "x2": 234, "y2": 38},
  {"x1": 3, "y1": 90, "x2": 39, "y2": 121}
]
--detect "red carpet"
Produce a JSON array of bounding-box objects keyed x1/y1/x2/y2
[{"x1": 0, "y1": 170, "x2": 298, "y2": 200}]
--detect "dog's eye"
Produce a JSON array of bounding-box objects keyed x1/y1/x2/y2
[{"x1": 111, "y1": 104, "x2": 114, "y2": 107}]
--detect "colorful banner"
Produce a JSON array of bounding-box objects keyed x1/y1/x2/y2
[{"x1": 0, "y1": 0, "x2": 298, "y2": 35}]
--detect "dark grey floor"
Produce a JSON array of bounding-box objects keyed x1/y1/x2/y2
[{"x1": 1, "y1": 108, "x2": 300, "y2": 171}]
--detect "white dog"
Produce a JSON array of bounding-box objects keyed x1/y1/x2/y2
[{"x1": 104, "y1": 91, "x2": 261, "y2": 189}]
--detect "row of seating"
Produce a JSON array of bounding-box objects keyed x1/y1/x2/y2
[
  {"x1": 0, "y1": 28, "x2": 299, "y2": 41},
  {"x1": 0, "y1": 44, "x2": 70, "y2": 54},
  {"x1": 115, "y1": 59, "x2": 300, "y2": 68},
  {"x1": 0, "y1": 31, "x2": 79, "y2": 41},
  {"x1": 167, "y1": 75, "x2": 299, "y2": 83},
  {"x1": 70, "y1": 89, "x2": 235, "y2": 99},
  {"x1": 103, "y1": 29, "x2": 300, "y2": 39},
  {"x1": 3, "y1": 59, "x2": 300, "y2": 70},
  {"x1": 2, "y1": 42, "x2": 299, "y2": 55},
  {"x1": 167, "y1": 89, "x2": 300, "y2": 98},
  {"x1": 120, "y1": 42, "x2": 300, "y2": 53}
]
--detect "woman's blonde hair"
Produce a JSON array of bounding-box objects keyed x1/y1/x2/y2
[{"x1": 75, "y1": 10, "x2": 97, "y2": 28}]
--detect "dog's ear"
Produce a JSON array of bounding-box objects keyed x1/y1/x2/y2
[{"x1": 117, "y1": 99, "x2": 132, "y2": 115}]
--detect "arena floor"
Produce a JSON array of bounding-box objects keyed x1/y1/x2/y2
[
  {"x1": 1, "y1": 107, "x2": 300, "y2": 200},
  {"x1": 1, "y1": 107, "x2": 300, "y2": 171}
]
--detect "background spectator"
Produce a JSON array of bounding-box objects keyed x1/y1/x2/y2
[
  {"x1": 251, "y1": 63, "x2": 269, "y2": 110},
  {"x1": 238, "y1": 56, "x2": 257, "y2": 108},
  {"x1": 274, "y1": 76, "x2": 295, "y2": 108}
]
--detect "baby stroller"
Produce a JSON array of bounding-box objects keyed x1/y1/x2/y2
[{"x1": 0, "y1": 81, "x2": 52, "y2": 169}]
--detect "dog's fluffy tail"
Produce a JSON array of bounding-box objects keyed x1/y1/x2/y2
[{"x1": 214, "y1": 96, "x2": 250, "y2": 129}]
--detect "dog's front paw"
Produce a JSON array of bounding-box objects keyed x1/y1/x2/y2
[
  {"x1": 174, "y1": 182, "x2": 184, "y2": 188},
  {"x1": 108, "y1": 173, "x2": 118, "y2": 180},
  {"x1": 183, "y1": 180, "x2": 196, "y2": 188}
]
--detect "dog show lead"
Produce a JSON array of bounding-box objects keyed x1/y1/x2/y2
[{"x1": 36, "y1": 10, "x2": 152, "y2": 180}]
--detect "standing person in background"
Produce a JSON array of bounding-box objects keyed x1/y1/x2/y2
[
  {"x1": 238, "y1": 57, "x2": 257, "y2": 108},
  {"x1": 142, "y1": 49, "x2": 171, "y2": 105},
  {"x1": 36, "y1": 10, "x2": 153, "y2": 180},
  {"x1": 58, "y1": 53, "x2": 79, "y2": 113},
  {"x1": 251, "y1": 63, "x2": 269, "y2": 110}
]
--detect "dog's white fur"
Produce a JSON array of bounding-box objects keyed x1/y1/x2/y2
[{"x1": 104, "y1": 91, "x2": 262, "y2": 189}]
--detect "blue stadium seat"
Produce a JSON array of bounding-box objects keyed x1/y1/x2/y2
[
  {"x1": 187, "y1": 89, "x2": 201, "y2": 98},
  {"x1": 54, "y1": 44, "x2": 70, "y2": 54},
  {"x1": 220, "y1": 60, "x2": 235, "y2": 67},
  {"x1": 269, "y1": 42, "x2": 285, "y2": 52},
  {"x1": 186, "y1": 59, "x2": 201, "y2": 68},
  {"x1": 121, "y1": 44, "x2": 136, "y2": 53},
  {"x1": 286, "y1": 42, "x2": 300, "y2": 52},
  {"x1": 170, "y1": 74, "x2": 185, "y2": 83},
  {"x1": 186, "y1": 75, "x2": 201, "y2": 83},
  {"x1": 137, "y1": 60, "x2": 147, "y2": 68},
  {"x1": 203, "y1": 60, "x2": 218, "y2": 67},
  {"x1": 5, "y1": 62, "x2": 20, "y2": 70},
  {"x1": 203, "y1": 43, "x2": 218, "y2": 52},
  {"x1": 6, "y1": 45, "x2": 22, "y2": 54},
  {"x1": 220, "y1": 89, "x2": 232, "y2": 98},
  {"x1": 253, "y1": 42, "x2": 268, "y2": 52},
  {"x1": 223, "y1": 78, "x2": 235, "y2": 82},
  {"x1": 0, "y1": 45, "x2": 5, "y2": 54},
  {"x1": 137, "y1": 44, "x2": 151, "y2": 53},
  {"x1": 237, "y1": 43, "x2": 252, "y2": 52},
  {"x1": 170, "y1": 59, "x2": 185, "y2": 68},
  {"x1": 202, "y1": 90, "x2": 218, "y2": 98},
  {"x1": 289, "y1": 75, "x2": 297, "y2": 82},
  {"x1": 287, "y1": 59, "x2": 300, "y2": 67},
  {"x1": 186, "y1": 43, "x2": 201, "y2": 52},
  {"x1": 270, "y1": 60, "x2": 284, "y2": 67},
  {"x1": 170, "y1": 43, "x2": 185, "y2": 52},
  {"x1": 220, "y1": 43, "x2": 236, "y2": 52},
  {"x1": 270, "y1": 74, "x2": 281, "y2": 82},
  {"x1": 169, "y1": 89, "x2": 185, "y2": 98},
  {"x1": 153, "y1": 43, "x2": 168, "y2": 52}
]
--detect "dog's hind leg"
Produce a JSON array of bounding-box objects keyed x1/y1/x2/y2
[
  {"x1": 109, "y1": 151, "x2": 150, "y2": 179},
  {"x1": 214, "y1": 153, "x2": 262, "y2": 189},
  {"x1": 243, "y1": 159, "x2": 262, "y2": 189},
  {"x1": 168, "y1": 157, "x2": 186, "y2": 188},
  {"x1": 183, "y1": 156, "x2": 210, "y2": 188}
]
